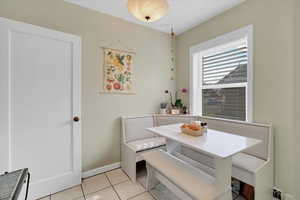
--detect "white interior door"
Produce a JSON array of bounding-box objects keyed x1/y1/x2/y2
[{"x1": 0, "y1": 17, "x2": 81, "y2": 199}]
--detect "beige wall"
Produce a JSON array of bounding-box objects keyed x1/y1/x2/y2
[
  {"x1": 295, "y1": 0, "x2": 300, "y2": 199},
  {"x1": 0, "y1": 0, "x2": 175, "y2": 171},
  {"x1": 1, "y1": 0, "x2": 298, "y2": 197},
  {"x1": 176, "y1": 0, "x2": 296, "y2": 196}
]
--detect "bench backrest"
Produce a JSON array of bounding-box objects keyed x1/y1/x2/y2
[
  {"x1": 154, "y1": 115, "x2": 199, "y2": 126},
  {"x1": 121, "y1": 116, "x2": 155, "y2": 143},
  {"x1": 199, "y1": 116, "x2": 272, "y2": 160},
  {"x1": 122, "y1": 114, "x2": 272, "y2": 161}
]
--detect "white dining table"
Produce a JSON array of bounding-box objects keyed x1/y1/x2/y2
[{"x1": 146, "y1": 123, "x2": 262, "y2": 200}]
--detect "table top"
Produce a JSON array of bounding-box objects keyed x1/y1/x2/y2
[
  {"x1": 146, "y1": 124, "x2": 261, "y2": 159},
  {"x1": 0, "y1": 169, "x2": 28, "y2": 200}
]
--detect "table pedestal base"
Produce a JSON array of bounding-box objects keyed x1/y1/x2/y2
[
  {"x1": 215, "y1": 157, "x2": 232, "y2": 200},
  {"x1": 166, "y1": 139, "x2": 233, "y2": 200}
]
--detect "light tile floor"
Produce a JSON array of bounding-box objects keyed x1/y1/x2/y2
[
  {"x1": 37, "y1": 168, "x2": 245, "y2": 200},
  {"x1": 37, "y1": 168, "x2": 153, "y2": 200}
]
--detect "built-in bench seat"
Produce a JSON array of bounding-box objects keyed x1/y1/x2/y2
[
  {"x1": 143, "y1": 150, "x2": 230, "y2": 200},
  {"x1": 156, "y1": 114, "x2": 273, "y2": 200},
  {"x1": 121, "y1": 116, "x2": 167, "y2": 182},
  {"x1": 121, "y1": 114, "x2": 273, "y2": 199}
]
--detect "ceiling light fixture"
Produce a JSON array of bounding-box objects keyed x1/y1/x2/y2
[{"x1": 127, "y1": 0, "x2": 169, "y2": 23}]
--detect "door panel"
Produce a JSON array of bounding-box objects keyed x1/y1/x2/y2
[
  {"x1": 0, "y1": 17, "x2": 81, "y2": 199},
  {"x1": 11, "y1": 30, "x2": 73, "y2": 180}
]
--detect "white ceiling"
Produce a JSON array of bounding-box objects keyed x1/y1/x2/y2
[{"x1": 64, "y1": 0, "x2": 246, "y2": 35}]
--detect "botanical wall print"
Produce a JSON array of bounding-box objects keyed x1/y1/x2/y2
[{"x1": 103, "y1": 48, "x2": 134, "y2": 94}]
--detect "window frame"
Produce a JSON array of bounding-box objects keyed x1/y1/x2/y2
[{"x1": 189, "y1": 25, "x2": 253, "y2": 122}]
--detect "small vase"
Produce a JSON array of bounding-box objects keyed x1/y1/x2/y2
[
  {"x1": 171, "y1": 108, "x2": 180, "y2": 115},
  {"x1": 182, "y1": 106, "x2": 188, "y2": 114},
  {"x1": 160, "y1": 108, "x2": 167, "y2": 115}
]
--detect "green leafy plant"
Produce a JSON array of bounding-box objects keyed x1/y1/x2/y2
[{"x1": 165, "y1": 88, "x2": 188, "y2": 109}]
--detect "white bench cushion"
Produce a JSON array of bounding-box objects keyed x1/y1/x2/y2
[
  {"x1": 232, "y1": 152, "x2": 266, "y2": 173},
  {"x1": 128, "y1": 137, "x2": 166, "y2": 152}
]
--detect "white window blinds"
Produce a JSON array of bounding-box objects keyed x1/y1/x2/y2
[
  {"x1": 202, "y1": 46, "x2": 248, "y2": 85},
  {"x1": 201, "y1": 43, "x2": 248, "y2": 121}
]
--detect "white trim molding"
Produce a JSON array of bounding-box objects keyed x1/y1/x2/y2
[
  {"x1": 82, "y1": 162, "x2": 121, "y2": 178},
  {"x1": 189, "y1": 25, "x2": 253, "y2": 122}
]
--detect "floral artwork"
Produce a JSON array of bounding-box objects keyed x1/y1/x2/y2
[{"x1": 103, "y1": 48, "x2": 134, "y2": 94}]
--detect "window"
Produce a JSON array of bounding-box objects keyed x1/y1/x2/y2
[{"x1": 190, "y1": 26, "x2": 253, "y2": 122}]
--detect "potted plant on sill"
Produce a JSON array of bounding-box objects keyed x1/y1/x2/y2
[{"x1": 164, "y1": 88, "x2": 188, "y2": 114}]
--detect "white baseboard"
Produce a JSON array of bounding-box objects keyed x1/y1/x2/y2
[{"x1": 82, "y1": 162, "x2": 121, "y2": 178}]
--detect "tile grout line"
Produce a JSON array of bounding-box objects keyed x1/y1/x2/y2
[
  {"x1": 136, "y1": 178, "x2": 158, "y2": 200},
  {"x1": 82, "y1": 167, "x2": 122, "y2": 181},
  {"x1": 106, "y1": 168, "x2": 148, "y2": 200},
  {"x1": 82, "y1": 168, "x2": 130, "y2": 199},
  {"x1": 105, "y1": 173, "x2": 122, "y2": 200},
  {"x1": 46, "y1": 169, "x2": 133, "y2": 200},
  {"x1": 137, "y1": 174, "x2": 156, "y2": 200},
  {"x1": 82, "y1": 170, "x2": 123, "y2": 197},
  {"x1": 80, "y1": 183, "x2": 87, "y2": 200},
  {"x1": 123, "y1": 180, "x2": 146, "y2": 200},
  {"x1": 136, "y1": 172, "x2": 159, "y2": 200},
  {"x1": 138, "y1": 179, "x2": 158, "y2": 200},
  {"x1": 148, "y1": 190, "x2": 158, "y2": 200},
  {"x1": 81, "y1": 184, "x2": 112, "y2": 197},
  {"x1": 127, "y1": 191, "x2": 149, "y2": 200},
  {"x1": 118, "y1": 168, "x2": 131, "y2": 180},
  {"x1": 111, "y1": 179, "x2": 131, "y2": 186}
]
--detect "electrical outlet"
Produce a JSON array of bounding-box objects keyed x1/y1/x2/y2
[{"x1": 273, "y1": 188, "x2": 283, "y2": 200}]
